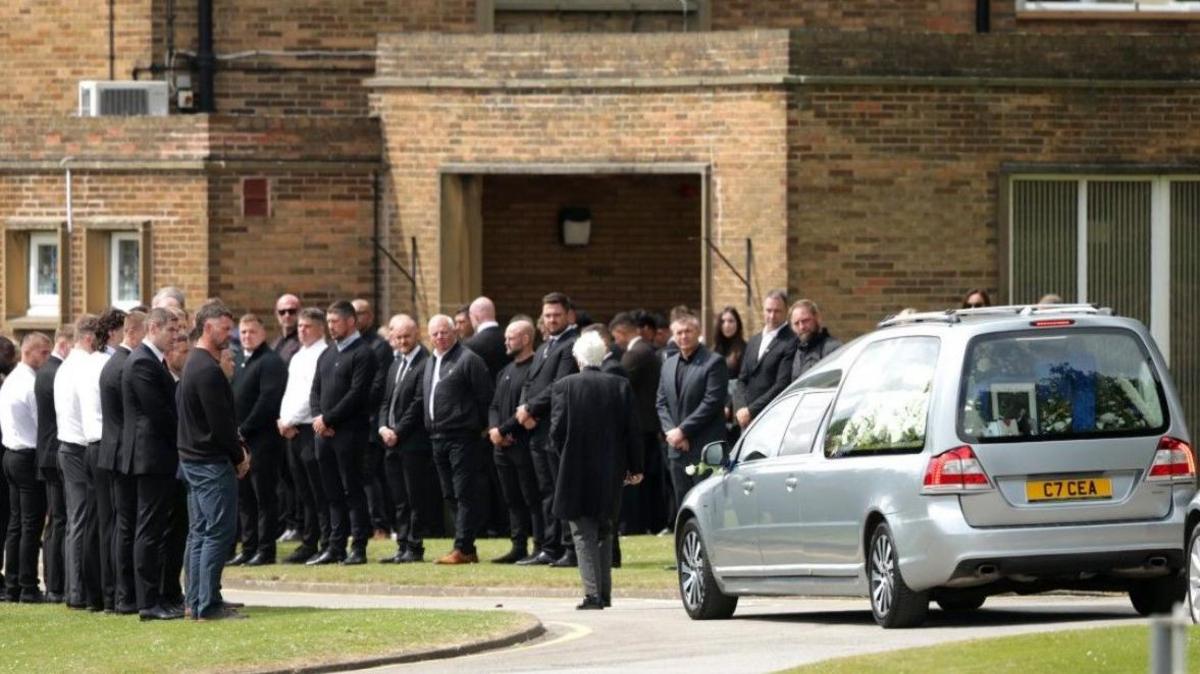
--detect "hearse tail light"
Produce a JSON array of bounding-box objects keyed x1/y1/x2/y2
[
  {"x1": 922, "y1": 446, "x2": 992, "y2": 494},
  {"x1": 1030, "y1": 319, "x2": 1074, "y2": 328},
  {"x1": 1147, "y1": 436, "x2": 1196, "y2": 483}
]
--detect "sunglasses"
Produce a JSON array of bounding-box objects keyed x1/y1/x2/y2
[{"x1": 277, "y1": 308, "x2": 298, "y2": 316}]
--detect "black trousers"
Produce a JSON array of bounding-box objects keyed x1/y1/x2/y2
[
  {"x1": 4, "y1": 450, "x2": 45, "y2": 595},
  {"x1": 362, "y1": 433, "x2": 393, "y2": 533},
  {"x1": 316, "y1": 426, "x2": 370, "y2": 554},
  {"x1": 287, "y1": 426, "x2": 328, "y2": 552},
  {"x1": 667, "y1": 453, "x2": 701, "y2": 523},
  {"x1": 161, "y1": 479, "x2": 187, "y2": 605},
  {"x1": 528, "y1": 429, "x2": 567, "y2": 557},
  {"x1": 40, "y1": 469, "x2": 66, "y2": 595},
  {"x1": 88, "y1": 446, "x2": 117, "y2": 610},
  {"x1": 430, "y1": 436, "x2": 484, "y2": 555},
  {"x1": 111, "y1": 470, "x2": 138, "y2": 607},
  {"x1": 133, "y1": 474, "x2": 175, "y2": 611},
  {"x1": 59, "y1": 442, "x2": 100, "y2": 608},
  {"x1": 275, "y1": 437, "x2": 299, "y2": 534},
  {"x1": 0, "y1": 449, "x2": 6, "y2": 595},
  {"x1": 383, "y1": 445, "x2": 439, "y2": 553},
  {"x1": 238, "y1": 438, "x2": 279, "y2": 558},
  {"x1": 493, "y1": 443, "x2": 542, "y2": 551}
]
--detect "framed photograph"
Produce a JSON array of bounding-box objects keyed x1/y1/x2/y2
[{"x1": 990, "y1": 383, "x2": 1038, "y2": 436}]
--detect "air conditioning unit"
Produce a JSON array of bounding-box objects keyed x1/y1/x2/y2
[{"x1": 78, "y1": 81, "x2": 169, "y2": 117}]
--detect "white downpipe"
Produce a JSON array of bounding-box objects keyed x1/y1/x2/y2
[{"x1": 61, "y1": 156, "x2": 74, "y2": 234}]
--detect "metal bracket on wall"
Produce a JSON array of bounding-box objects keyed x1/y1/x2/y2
[
  {"x1": 703, "y1": 237, "x2": 752, "y2": 307},
  {"x1": 372, "y1": 236, "x2": 419, "y2": 310}
]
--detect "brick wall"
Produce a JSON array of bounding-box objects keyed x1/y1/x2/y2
[
  {"x1": 713, "y1": 1, "x2": 977, "y2": 33},
  {"x1": 495, "y1": 10, "x2": 699, "y2": 33},
  {"x1": 480, "y1": 174, "x2": 703, "y2": 323}
]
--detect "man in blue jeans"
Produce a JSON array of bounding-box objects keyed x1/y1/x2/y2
[{"x1": 177, "y1": 301, "x2": 249, "y2": 621}]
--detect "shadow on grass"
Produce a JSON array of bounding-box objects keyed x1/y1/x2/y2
[{"x1": 739, "y1": 606, "x2": 1135, "y2": 628}]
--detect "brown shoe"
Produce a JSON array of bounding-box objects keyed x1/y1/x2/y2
[{"x1": 434, "y1": 549, "x2": 479, "y2": 565}]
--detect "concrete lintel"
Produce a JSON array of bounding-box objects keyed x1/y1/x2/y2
[
  {"x1": 787, "y1": 74, "x2": 1200, "y2": 90},
  {"x1": 364, "y1": 75, "x2": 788, "y2": 90},
  {"x1": 0, "y1": 159, "x2": 382, "y2": 173},
  {"x1": 0, "y1": 160, "x2": 207, "y2": 173},
  {"x1": 495, "y1": 0, "x2": 700, "y2": 11},
  {"x1": 5, "y1": 217, "x2": 65, "y2": 230},
  {"x1": 204, "y1": 159, "x2": 383, "y2": 173},
  {"x1": 438, "y1": 162, "x2": 710, "y2": 175}
]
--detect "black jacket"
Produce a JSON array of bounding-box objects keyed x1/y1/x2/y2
[
  {"x1": 519, "y1": 326, "x2": 579, "y2": 422},
  {"x1": 620, "y1": 338, "x2": 661, "y2": 437},
  {"x1": 233, "y1": 346, "x2": 286, "y2": 449},
  {"x1": 34, "y1": 354, "x2": 62, "y2": 477},
  {"x1": 791, "y1": 328, "x2": 843, "y2": 381},
  {"x1": 378, "y1": 346, "x2": 431, "y2": 452},
  {"x1": 550, "y1": 368, "x2": 642, "y2": 521},
  {"x1": 177, "y1": 348, "x2": 242, "y2": 466},
  {"x1": 738, "y1": 326, "x2": 798, "y2": 419},
  {"x1": 120, "y1": 343, "x2": 179, "y2": 476},
  {"x1": 97, "y1": 346, "x2": 131, "y2": 472},
  {"x1": 491, "y1": 356, "x2": 533, "y2": 446},
  {"x1": 601, "y1": 349, "x2": 628, "y2": 378},
  {"x1": 310, "y1": 335, "x2": 377, "y2": 431},
  {"x1": 657, "y1": 345, "x2": 730, "y2": 458},
  {"x1": 363, "y1": 330, "x2": 394, "y2": 414},
  {"x1": 409, "y1": 342, "x2": 493, "y2": 439},
  {"x1": 464, "y1": 324, "x2": 510, "y2": 380},
  {"x1": 270, "y1": 329, "x2": 301, "y2": 366}
]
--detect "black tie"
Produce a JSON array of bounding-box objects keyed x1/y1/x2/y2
[{"x1": 387, "y1": 359, "x2": 406, "y2": 428}]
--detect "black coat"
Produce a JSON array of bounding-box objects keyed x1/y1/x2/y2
[
  {"x1": 409, "y1": 342, "x2": 493, "y2": 439},
  {"x1": 620, "y1": 338, "x2": 661, "y2": 437},
  {"x1": 464, "y1": 325, "x2": 510, "y2": 381},
  {"x1": 791, "y1": 328, "x2": 843, "y2": 381},
  {"x1": 657, "y1": 345, "x2": 729, "y2": 458},
  {"x1": 363, "y1": 331, "x2": 394, "y2": 413},
  {"x1": 34, "y1": 354, "x2": 62, "y2": 476},
  {"x1": 601, "y1": 350, "x2": 628, "y2": 378},
  {"x1": 310, "y1": 336, "x2": 377, "y2": 432},
  {"x1": 550, "y1": 368, "x2": 642, "y2": 521},
  {"x1": 738, "y1": 327, "x2": 798, "y2": 418},
  {"x1": 97, "y1": 346, "x2": 131, "y2": 472},
  {"x1": 120, "y1": 343, "x2": 179, "y2": 476},
  {"x1": 491, "y1": 357, "x2": 533, "y2": 446},
  {"x1": 232, "y1": 346, "x2": 286, "y2": 450},
  {"x1": 379, "y1": 346, "x2": 431, "y2": 453},
  {"x1": 519, "y1": 326, "x2": 579, "y2": 422}
]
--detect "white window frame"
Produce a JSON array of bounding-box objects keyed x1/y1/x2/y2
[
  {"x1": 109, "y1": 232, "x2": 142, "y2": 310},
  {"x1": 27, "y1": 232, "x2": 60, "y2": 317},
  {"x1": 1020, "y1": 0, "x2": 1200, "y2": 13},
  {"x1": 1007, "y1": 174, "x2": 1198, "y2": 363}
]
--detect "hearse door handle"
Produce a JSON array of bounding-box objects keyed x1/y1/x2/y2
[
  {"x1": 742, "y1": 480, "x2": 755, "y2": 494},
  {"x1": 785, "y1": 477, "x2": 798, "y2": 492}
]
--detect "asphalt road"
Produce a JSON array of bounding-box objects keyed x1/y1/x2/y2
[{"x1": 225, "y1": 588, "x2": 1145, "y2": 673}]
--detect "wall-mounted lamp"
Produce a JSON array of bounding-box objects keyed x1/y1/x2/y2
[{"x1": 559, "y1": 207, "x2": 591, "y2": 247}]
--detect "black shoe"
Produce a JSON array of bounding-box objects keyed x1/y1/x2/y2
[
  {"x1": 244, "y1": 552, "x2": 275, "y2": 567},
  {"x1": 45, "y1": 592, "x2": 65, "y2": 604},
  {"x1": 602, "y1": 594, "x2": 612, "y2": 608},
  {"x1": 576, "y1": 595, "x2": 604, "y2": 610},
  {"x1": 87, "y1": 603, "x2": 105, "y2": 612},
  {"x1": 139, "y1": 605, "x2": 183, "y2": 621},
  {"x1": 66, "y1": 602, "x2": 89, "y2": 610},
  {"x1": 378, "y1": 549, "x2": 404, "y2": 564},
  {"x1": 305, "y1": 549, "x2": 344, "y2": 566},
  {"x1": 551, "y1": 550, "x2": 578, "y2": 568},
  {"x1": 226, "y1": 551, "x2": 251, "y2": 567},
  {"x1": 221, "y1": 600, "x2": 245, "y2": 609},
  {"x1": 161, "y1": 601, "x2": 185, "y2": 618},
  {"x1": 197, "y1": 606, "x2": 247, "y2": 621},
  {"x1": 18, "y1": 591, "x2": 45, "y2": 604},
  {"x1": 114, "y1": 602, "x2": 138, "y2": 615},
  {"x1": 515, "y1": 551, "x2": 556, "y2": 566},
  {"x1": 397, "y1": 548, "x2": 424, "y2": 563},
  {"x1": 491, "y1": 547, "x2": 528, "y2": 564},
  {"x1": 341, "y1": 549, "x2": 367, "y2": 566},
  {"x1": 283, "y1": 547, "x2": 316, "y2": 564}
]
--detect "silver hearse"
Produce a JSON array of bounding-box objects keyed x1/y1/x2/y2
[{"x1": 675, "y1": 304, "x2": 1195, "y2": 628}]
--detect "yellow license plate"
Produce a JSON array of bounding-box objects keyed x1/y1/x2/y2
[{"x1": 1026, "y1": 478, "x2": 1113, "y2": 502}]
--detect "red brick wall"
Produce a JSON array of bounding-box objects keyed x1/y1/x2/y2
[
  {"x1": 480, "y1": 174, "x2": 703, "y2": 323},
  {"x1": 713, "y1": 0, "x2": 977, "y2": 32},
  {"x1": 495, "y1": 10, "x2": 699, "y2": 33}
]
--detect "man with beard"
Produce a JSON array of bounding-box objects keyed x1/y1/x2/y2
[{"x1": 789, "y1": 299, "x2": 842, "y2": 381}]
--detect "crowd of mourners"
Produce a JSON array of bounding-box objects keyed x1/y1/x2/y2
[{"x1": 0, "y1": 281, "x2": 974, "y2": 618}]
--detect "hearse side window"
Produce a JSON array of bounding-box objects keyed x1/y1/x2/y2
[
  {"x1": 736, "y1": 394, "x2": 801, "y2": 463},
  {"x1": 780, "y1": 391, "x2": 835, "y2": 457}
]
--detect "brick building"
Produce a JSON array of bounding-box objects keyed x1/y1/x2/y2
[{"x1": 2, "y1": 1, "x2": 1198, "y2": 423}]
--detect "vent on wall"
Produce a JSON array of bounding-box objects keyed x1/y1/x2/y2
[{"x1": 78, "y1": 81, "x2": 169, "y2": 117}]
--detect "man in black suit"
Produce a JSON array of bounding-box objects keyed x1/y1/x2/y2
[
  {"x1": 270, "y1": 293, "x2": 303, "y2": 543},
  {"x1": 34, "y1": 325, "x2": 72, "y2": 603},
  {"x1": 610, "y1": 313, "x2": 666, "y2": 535},
  {"x1": 121, "y1": 307, "x2": 182, "y2": 620},
  {"x1": 409, "y1": 314, "x2": 493, "y2": 565},
  {"x1": 487, "y1": 317, "x2": 541, "y2": 564},
  {"x1": 308, "y1": 300, "x2": 377, "y2": 566},
  {"x1": 376, "y1": 314, "x2": 438, "y2": 564},
  {"x1": 463, "y1": 295, "x2": 510, "y2": 539},
  {"x1": 98, "y1": 310, "x2": 146, "y2": 614},
  {"x1": 229, "y1": 314, "x2": 286, "y2": 566},
  {"x1": 514, "y1": 292, "x2": 579, "y2": 567},
  {"x1": 656, "y1": 313, "x2": 730, "y2": 515},
  {"x1": 734, "y1": 289, "x2": 797, "y2": 429},
  {"x1": 352, "y1": 298, "x2": 394, "y2": 538}
]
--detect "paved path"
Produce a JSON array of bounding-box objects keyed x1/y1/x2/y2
[{"x1": 225, "y1": 588, "x2": 1143, "y2": 673}]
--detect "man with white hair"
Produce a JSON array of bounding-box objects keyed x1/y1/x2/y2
[
  {"x1": 150, "y1": 286, "x2": 186, "y2": 311},
  {"x1": 410, "y1": 314, "x2": 494, "y2": 564},
  {"x1": 550, "y1": 331, "x2": 643, "y2": 610}
]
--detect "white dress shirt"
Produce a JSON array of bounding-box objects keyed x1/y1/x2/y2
[
  {"x1": 0, "y1": 362, "x2": 39, "y2": 450},
  {"x1": 429, "y1": 349, "x2": 446, "y2": 419},
  {"x1": 279, "y1": 340, "x2": 328, "y2": 426},
  {"x1": 79, "y1": 347, "x2": 113, "y2": 443},
  {"x1": 757, "y1": 324, "x2": 784, "y2": 360},
  {"x1": 53, "y1": 347, "x2": 92, "y2": 445}
]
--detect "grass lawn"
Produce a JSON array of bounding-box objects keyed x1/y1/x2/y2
[
  {"x1": 223, "y1": 533, "x2": 680, "y2": 594},
  {"x1": 784, "y1": 624, "x2": 1200, "y2": 674},
  {"x1": 0, "y1": 603, "x2": 531, "y2": 674}
]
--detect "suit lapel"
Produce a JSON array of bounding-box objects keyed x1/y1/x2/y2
[{"x1": 663, "y1": 356, "x2": 681, "y2": 422}]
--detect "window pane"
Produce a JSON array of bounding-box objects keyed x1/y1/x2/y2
[
  {"x1": 36, "y1": 243, "x2": 58, "y2": 296},
  {"x1": 1171, "y1": 180, "x2": 1200, "y2": 445},
  {"x1": 824, "y1": 337, "x2": 940, "y2": 457},
  {"x1": 780, "y1": 391, "x2": 834, "y2": 456},
  {"x1": 1011, "y1": 180, "x2": 1077, "y2": 304},
  {"x1": 737, "y1": 395, "x2": 800, "y2": 462},
  {"x1": 1087, "y1": 180, "x2": 1151, "y2": 324},
  {"x1": 115, "y1": 238, "x2": 140, "y2": 302}
]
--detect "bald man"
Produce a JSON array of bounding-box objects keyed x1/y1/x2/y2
[
  {"x1": 351, "y1": 298, "x2": 395, "y2": 538},
  {"x1": 271, "y1": 293, "x2": 302, "y2": 366},
  {"x1": 462, "y1": 296, "x2": 510, "y2": 539}
]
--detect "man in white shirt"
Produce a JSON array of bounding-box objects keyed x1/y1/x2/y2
[
  {"x1": 53, "y1": 314, "x2": 102, "y2": 610},
  {"x1": 0, "y1": 332, "x2": 51, "y2": 602},
  {"x1": 276, "y1": 307, "x2": 329, "y2": 564}
]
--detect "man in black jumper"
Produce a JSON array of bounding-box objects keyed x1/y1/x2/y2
[
  {"x1": 34, "y1": 325, "x2": 72, "y2": 603},
  {"x1": 409, "y1": 314, "x2": 493, "y2": 565},
  {"x1": 308, "y1": 300, "x2": 377, "y2": 566}
]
